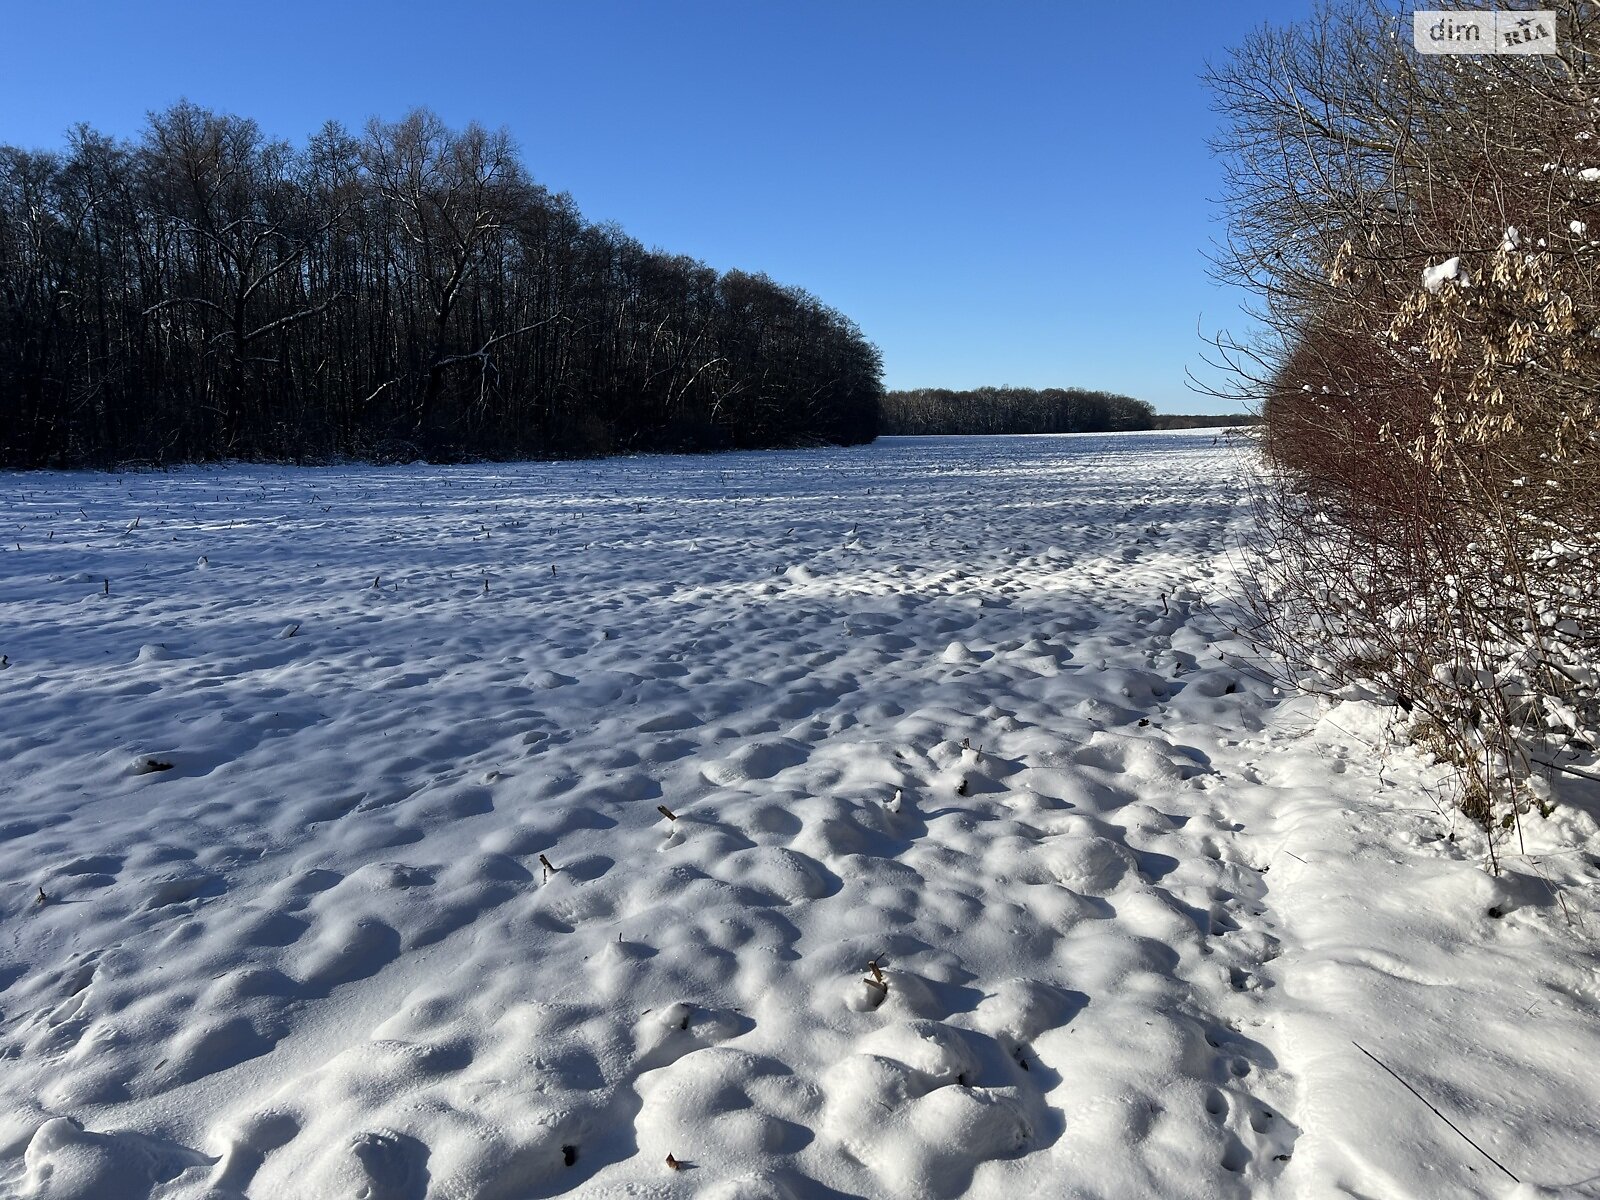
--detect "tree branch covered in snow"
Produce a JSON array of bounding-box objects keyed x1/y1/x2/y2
[{"x1": 1207, "y1": 0, "x2": 1600, "y2": 849}]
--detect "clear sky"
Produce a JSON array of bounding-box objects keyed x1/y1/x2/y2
[{"x1": 1, "y1": 0, "x2": 1314, "y2": 412}]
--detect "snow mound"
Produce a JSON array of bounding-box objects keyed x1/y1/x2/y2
[{"x1": 702, "y1": 739, "x2": 809, "y2": 785}]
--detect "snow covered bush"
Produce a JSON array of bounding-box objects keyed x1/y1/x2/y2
[{"x1": 1206, "y1": 0, "x2": 1600, "y2": 860}]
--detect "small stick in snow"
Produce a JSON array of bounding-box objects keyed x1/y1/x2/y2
[
  {"x1": 372, "y1": 575, "x2": 380, "y2": 589},
  {"x1": 1353, "y1": 1041, "x2": 1519, "y2": 1182},
  {"x1": 538, "y1": 854, "x2": 558, "y2": 881},
  {"x1": 863, "y1": 955, "x2": 890, "y2": 1004},
  {"x1": 103, "y1": 578, "x2": 109, "y2": 596},
  {"x1": 483, "y1": 578, "x2": 489, "y2": 594},
  {"x1": 1160, "y1": 592, "x2": 1169, "y2": 614},
  {"x1": 657, "y1": 805, "x2": 677, "y2": 822},
  {"x1": 1554, "y1": 888, "x2": 1577, "y2": 929},
  {"x1": 35, "y1": 886, "x2": 48, "y2": 907}
]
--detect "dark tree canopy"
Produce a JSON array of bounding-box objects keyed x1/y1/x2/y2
[
  {"x1": 0, "y1": 104, "x2": 883, "y2": 467},
  {"x1": 1148, "y1": 413, "x2": 1260, "y2": 430},
  {"x1": 880, "y1": 387, "x2": 1155, "y2": 436}
]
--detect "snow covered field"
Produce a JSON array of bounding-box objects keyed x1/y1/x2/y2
[{"x1": 1, "y1": 431, "x2": 1597, "y2": 1200}]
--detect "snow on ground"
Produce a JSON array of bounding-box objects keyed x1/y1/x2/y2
[{"x1": 0, "y1": 431, "x2": 1597, "y2": 1200}]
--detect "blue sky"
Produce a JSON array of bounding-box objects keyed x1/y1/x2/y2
[{"x1": 2, "y1": 1, "x2": 1313, "y2": 411}]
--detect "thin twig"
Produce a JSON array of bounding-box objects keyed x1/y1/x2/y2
[{"x1": 1352, "y1": 1041, "x2": 1519, "y2": 1183}]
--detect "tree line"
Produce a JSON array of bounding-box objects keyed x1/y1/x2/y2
[
  {"x1": 1148, "y1": 412, "x2": 1260, "y2": 431},
  {"x1": 0, "y1": 104, "x2": 882, "y2": 467},
  {"x1": 879, "y1": 386, "x2": 1156, "y2": 435}
]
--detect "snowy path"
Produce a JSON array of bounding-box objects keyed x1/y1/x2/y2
[{"x1": 1, "y1": 433, "x2": 1597, "y2": 1200}]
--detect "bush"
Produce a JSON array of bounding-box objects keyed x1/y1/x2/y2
[{"x1": 1208, "y1": 0, "x2": 1600, "y2": 860}]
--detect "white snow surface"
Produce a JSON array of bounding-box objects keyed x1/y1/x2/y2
[
  {"x1": 1, "y1": 432, "x2": 1598, "y2": 1200},
  {"x1": 1423, "y1": 256, "x2": 1464, "y2": 293}
]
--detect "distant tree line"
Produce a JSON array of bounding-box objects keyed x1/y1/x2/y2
[
  {"x1": 879, "y1": 386, "x2": 1155, "y2": 435},
  {"x1": 0, "y1": 104, "x2": 882, "y2": 467},
  {"x1": 1149, "y1": 412, "x2": 1260, "y2": 431}
]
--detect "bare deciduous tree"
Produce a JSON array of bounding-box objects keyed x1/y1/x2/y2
[{"x1": 0, "y1": 104, "x2": 882, "y2": 466}]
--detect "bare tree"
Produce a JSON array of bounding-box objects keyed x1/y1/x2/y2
[{"x1": 0, "y1": 103, "x2": 884, "y2": 465}]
